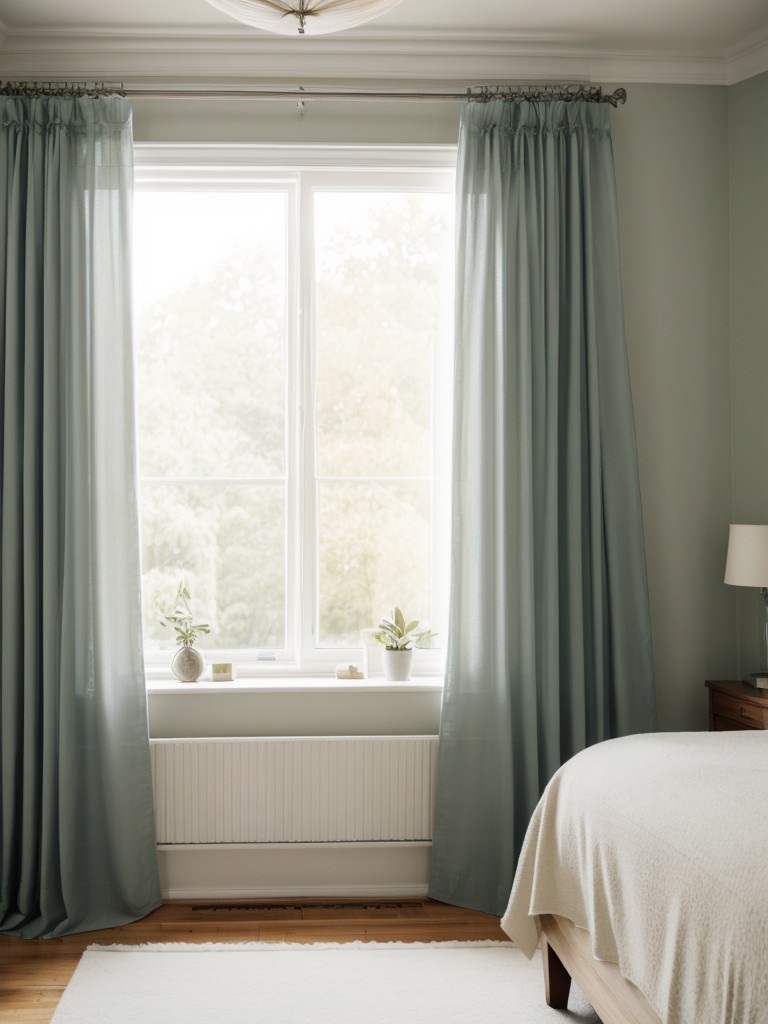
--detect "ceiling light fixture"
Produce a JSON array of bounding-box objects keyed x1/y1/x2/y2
[{"x1": 205, "y1": 0, "x2": 405, "y2": 36}]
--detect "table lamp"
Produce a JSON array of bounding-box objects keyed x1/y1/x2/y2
[{"x1": 724, "y1": 524, "x2": 768, "y2": 687}]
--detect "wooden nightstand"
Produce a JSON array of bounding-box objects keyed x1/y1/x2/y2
[{"x1": 705, "y1": 679, "x2": 768, "y2": 731}]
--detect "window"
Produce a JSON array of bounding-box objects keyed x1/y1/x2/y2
[{"x1": 134, "y1": 147, "x2": 454, "y2": 675}]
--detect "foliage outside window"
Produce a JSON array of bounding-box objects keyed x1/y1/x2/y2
[{"x1": 133, "y1": 150, "x2": 454, "y2": 675}]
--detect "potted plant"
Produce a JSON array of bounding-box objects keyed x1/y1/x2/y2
[
  {"x1": 160, "y1": 581, "x2": 211, "y2": 682},
  {"x1": 373, "y1": 607, "x2": 436, "y2": 681}
]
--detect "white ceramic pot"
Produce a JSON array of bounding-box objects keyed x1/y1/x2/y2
[
  {"x1": 172, "y1": 645, "x2": 205, "y2": 682},
  {"x1": 382, "y1": 647, "x2": 413, "y2": 681}
]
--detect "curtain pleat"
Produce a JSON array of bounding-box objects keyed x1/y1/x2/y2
[
  {"x1": 0, "y1": 94, "x2": 161, "y2": 938},
  {"x1": 429, "y1": 99, "x2": 656, "y2": 916}
]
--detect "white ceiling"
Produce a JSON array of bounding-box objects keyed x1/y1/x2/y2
[
  {"x1": 0, "y1": 0, "x2": 766, "y2": 85},
  {"x1": 0, "y1": 0, "x2": 766, "y2": 52}
]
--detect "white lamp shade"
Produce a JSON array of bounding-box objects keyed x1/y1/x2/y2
[
  {"x1": 724, "y1": 524, "x2": 768, "y2": 587},
  {"x1": 205, "y1": 0, "x2": 405, "y2": 35}
]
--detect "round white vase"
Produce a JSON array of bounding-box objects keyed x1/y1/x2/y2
[
  {"x1": 382, "y1": 648, "x2": 413, "y2": 681},
  {"x1": 172, "y1": 645, "x2": 205, "y2": 682}
]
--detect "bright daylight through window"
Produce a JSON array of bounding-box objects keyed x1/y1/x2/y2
[{"x1": 133, "y1": 151, "x2": 454, "y2": 676}]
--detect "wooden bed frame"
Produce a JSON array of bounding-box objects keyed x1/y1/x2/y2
[{"x1": 539, "y1": 915, "x2": 662, "y2": 1024}]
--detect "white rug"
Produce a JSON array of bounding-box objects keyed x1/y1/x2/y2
[{"x1": 51, "y1": 940, "x2": 601, "y2": 1023}]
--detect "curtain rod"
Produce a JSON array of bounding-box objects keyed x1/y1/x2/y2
[{"x1": 0, "y1": 81, "x2": 627, "y2": 107}]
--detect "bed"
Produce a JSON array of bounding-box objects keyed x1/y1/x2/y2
[{"x1": 500, "y1": 731, "x2": 768, "y2": 1024}]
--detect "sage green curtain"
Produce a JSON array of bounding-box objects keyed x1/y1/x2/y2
[
  {"x1": 429, "y1": 99, "x2": 656, "y2": 916},
  {"x1": 0, "y1": 94, "x2": 161, "y2": 937}
]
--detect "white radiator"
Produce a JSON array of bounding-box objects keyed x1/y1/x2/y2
[{"x1": 150, "y1": 736, "x2": 439, "y2": 845}]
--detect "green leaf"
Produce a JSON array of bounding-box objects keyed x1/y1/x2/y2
[
  {"x1": 415, "y1": 629, "x2": 437, "y2": 648},
  {"x1": 394, "y1": 607, "x2": 405, "y2": 631},
  {"x1": 404, "y1": 620, "x2": 419, "y2": 635}
]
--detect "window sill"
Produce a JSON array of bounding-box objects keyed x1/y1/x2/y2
[{"x1": 146, "y1": 676, "x2": 445, "y2": 696}]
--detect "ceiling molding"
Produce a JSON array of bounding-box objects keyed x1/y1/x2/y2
[
  {"x1": 725, "y1": 25, "x2": 768, "y2": 84},
  {"x1": 0, "y1": 29, "x2": 734, "y2": 86}
]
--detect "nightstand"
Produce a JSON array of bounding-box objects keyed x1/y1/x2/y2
[{"x1": 705, "y1": 679, "x2": 768, "y2": 731}]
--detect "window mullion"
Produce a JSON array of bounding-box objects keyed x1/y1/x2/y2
[
  {"x1": 284, "y1": 176, "x2": 301, "y2": 667},
  {"x1": 297, "y1": 171, "x2": 318, "y2": 669}
]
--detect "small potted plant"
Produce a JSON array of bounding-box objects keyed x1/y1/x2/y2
[
  {"x1": 373, "y1": 607, "x2": 436, "y2": 681},
  {"x1": 160, "y1": 581, "x2": 210, "y2": 682}
]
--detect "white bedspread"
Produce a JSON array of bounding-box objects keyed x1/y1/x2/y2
[{"x1": 500, "y1": 731, "x2": 768, "y2": 1024}]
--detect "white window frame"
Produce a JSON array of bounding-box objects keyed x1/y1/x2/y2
[{"x1": 134, "y1": 144, "x2": 456, "y2": 679}]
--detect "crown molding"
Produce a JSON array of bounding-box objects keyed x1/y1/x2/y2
[
  {"x1": 0, "y1": 22, "x2": 766, "y2": 86},
  {"x1": 0, "y1": 28, "x2": 735, "y2": 86},
  {"x1": 725, "y1": 25, "x2": 768, "y2": 84}
]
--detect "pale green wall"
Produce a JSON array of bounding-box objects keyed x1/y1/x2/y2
[
  {"x1": 131, "y1": 95, "x2": 463, "y2": 145},
  {"x1": 136, "y1": 82, "x2": 738, "y2": 733},
  {"x1": 729, "y1": 71, "x2": 768, "y2": 675},
  {"x1": 612, "y1": 86, "x2": 735, "y2": 730}
]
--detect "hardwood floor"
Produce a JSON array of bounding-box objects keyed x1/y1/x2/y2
[{"x1": 0, "y1": 897, "x2": 506, "y2": 1022}]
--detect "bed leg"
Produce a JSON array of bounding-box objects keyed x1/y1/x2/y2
[{"x1": 542, "y1": 936, "x2": 572, "y2": 1009}]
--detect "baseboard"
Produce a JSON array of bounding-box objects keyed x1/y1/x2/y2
[
  {"x1": 160, "y1": 883, "x2": 431, "y2": 899},
  {"x1": 157, "y1": 841, "x2": 432, "y2": 900}
]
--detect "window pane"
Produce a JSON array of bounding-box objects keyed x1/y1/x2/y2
[
  {"x1": 134, "y1": 189, "x2": 289, "y2": 656},
  {"x1": 135, "y1": 191, "x2": 286, "y2": 480},
  {"x1": 141, "y1": 482, "x2": 285, "y2": 651},
  {"x1": 314, "y1": 192, "x2": 453, "y2": 479},
  {"x1": 317, "y1": 480, "x2": 431, "y2": 648},
  {"x1": 314, "y1": 190, "x2": 452, "y2": 650}
]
